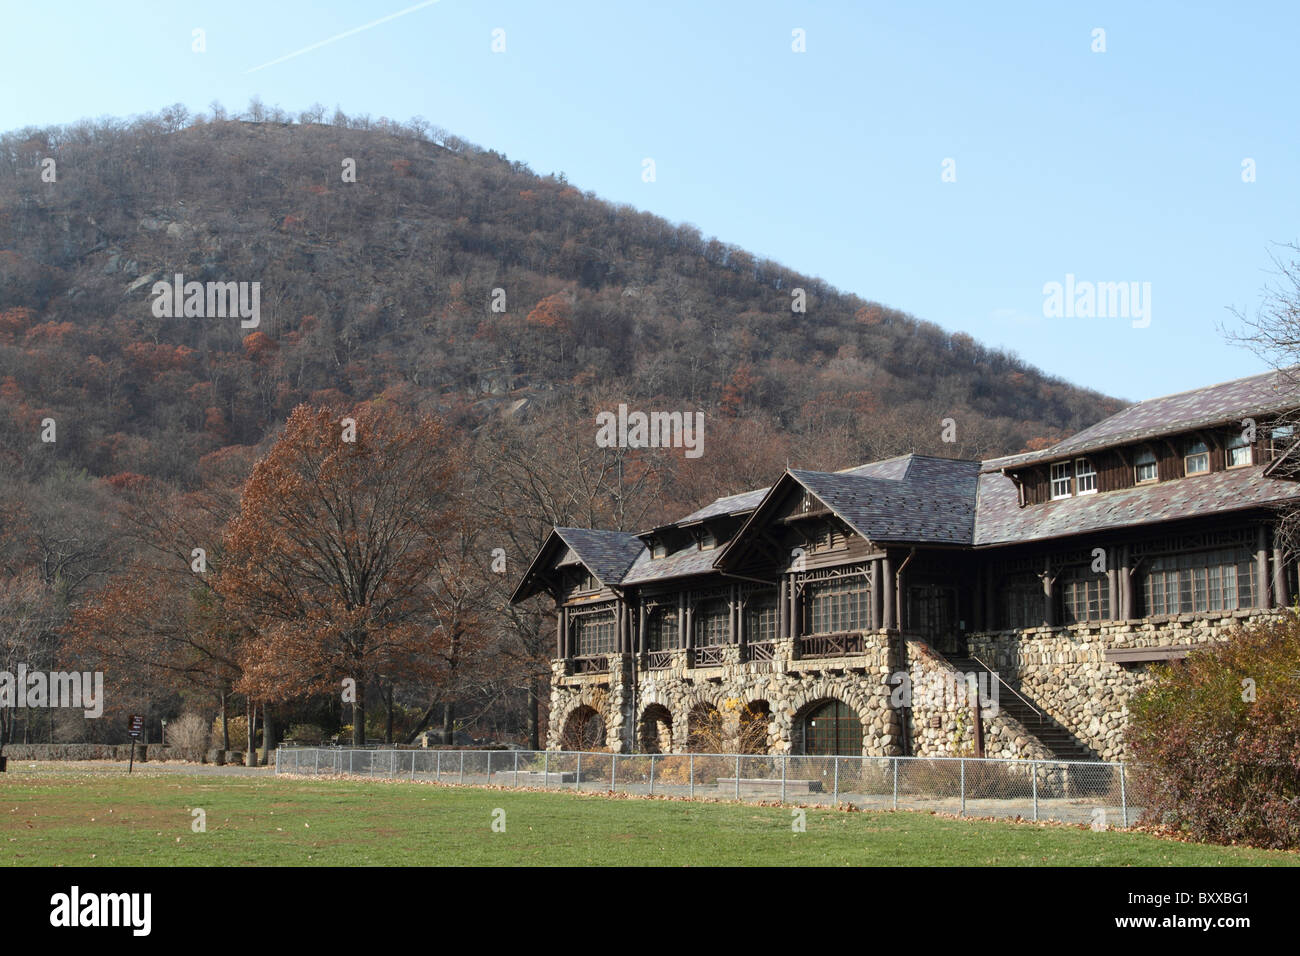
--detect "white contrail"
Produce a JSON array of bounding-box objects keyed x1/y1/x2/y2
[{"x1": 244, "y1": 0, "x2": 441, "y2": 74}]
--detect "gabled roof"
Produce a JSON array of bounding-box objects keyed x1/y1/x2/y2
[
  {"x1": 790, "y1": 456, "x2": 981, "y2": 546},
  {"x1": 509, "y1": 527, "x2": 644, "y2": 602},
  {"x1": 991, "y1": 368, "x2": 1300, "y2": 471}
]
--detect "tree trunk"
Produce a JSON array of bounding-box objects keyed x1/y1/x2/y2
[
  {"x1": 527, "y1": 674, "x2": 540, "y2": 751},
  {"x1": 261, "y1": 706, "x2": 276, "y2": 765},
  {"x1": 352, "y1": 682, "x2": 365, "y2": 747},
  {"x1": 220, "y1": 692, "x2": 230, "y2": 750},
  {"x1": 441, "y1": 701, "x2": 455, "y2": 746},
  {"x1": 403, "y1": 699, "x2": 439, "y2": 745},
  {"x1": 246, "y1": 698, "x2": 257, "y2": 767}
]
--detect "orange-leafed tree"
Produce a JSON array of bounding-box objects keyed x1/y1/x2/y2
[{"x1": 220, "y1": 403, "x2": 460, "y2": 745}]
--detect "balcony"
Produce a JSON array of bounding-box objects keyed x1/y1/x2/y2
[
  {"x1": 798, "y1": 632, "x2": 867, "y2": 658},
  {"x1": 746, "y1": 640, "x2": 777, "y2": 662},
  {"x1": 571, "y1": 655, "x2": 609, "y2": 674},
  {"x1": 691, "y1": 644, "x2": 726, "y2": 667},
  {"x1": 646, "y1": 650, "x2": 674, "y2": 670}
]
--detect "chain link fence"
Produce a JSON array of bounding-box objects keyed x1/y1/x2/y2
[{"x1": 275, "y1": 747, "x2": 1133, "y2": 827}]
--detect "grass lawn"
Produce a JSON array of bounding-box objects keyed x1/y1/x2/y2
[{"x1": 2, "y1": 763, "x2": 1295, "y2": 866}]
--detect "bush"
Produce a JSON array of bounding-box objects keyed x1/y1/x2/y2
[
  {"x1": 285, "y1": 723, "x2": 326, "y2": 744},
  {"x1": 166, "y1": 713, "x2": 210, "y2": 759},
  {"x1": 1127, "y1": 615, "x2": 1300, "y2": 850}
]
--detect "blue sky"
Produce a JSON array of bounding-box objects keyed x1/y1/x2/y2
[{"x1": 3, "y1": 0, "x2": 1296, "y2": 402}]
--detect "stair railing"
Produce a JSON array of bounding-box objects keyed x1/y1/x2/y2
[{"x1": 969, "y1": 654, "x2": 1042, "y2": 722}]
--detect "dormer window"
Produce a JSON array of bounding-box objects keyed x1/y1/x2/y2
[
  {"x1": 650, "y1": 537, "x2": 667, "y2": 559},
  {"x1": 1134, "y1": 448, "x2": 1157, "y2": 484},
  {"x1": 1075, "y1": 458, "x2": 1097, "y2": 495},
  {"x1": 697, "y1": 528, "x2": 717, "y2": 551},
  {"x1": 1227, "y1": 432, "x2": 1252, "y2": 468},
  {"x1": 1185, "y1": 440, "x2": 1210, "y2": 476},
  {"x1": 576, "y1": 571, "x2": 598, "y2": 592},
  {"x1": 1050, "y1": 462, "x2": 1073, "y2": 499}
]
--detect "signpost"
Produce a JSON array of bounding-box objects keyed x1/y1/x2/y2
[{"x1": 127, "y1": 714, "x2": 144, "y2": 774}]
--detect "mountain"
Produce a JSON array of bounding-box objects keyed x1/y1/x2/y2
[{"x1": 0, "y1": 106, "x2": 1122, "y2": 490}]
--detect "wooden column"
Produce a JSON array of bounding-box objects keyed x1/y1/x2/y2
[
  {"x1": 871, "y1": 560, "x2": 882, "y2": 630},
  {"x1": 560, "y1": 607, "x2": 569, "y2": 658},
  {"x1": 778, "y1": 577, "x2": 789, "y2": 639},
  {"x1": 789, "y1": 581, "x2": 801, "y2": 639},
  {"x1": 882, "y1": 555, "x2": 895, "y2": 629},
  {"x1": 1107, "y1": 547, "x2": 1120, "y2": 620},
  {"x1": 1256, "y1": 525, "x2": 1270, "y2": 609},
  {"x1": 1042, "y1": 557, "x2": 1055, "y2": 627},
  {"x1": 638, "y1": 604, "x2": 647, "y2": 655},
  {"x1": 1273, "y1": 540, "x2": 1288, "y2": 608},
  {"x1": 555, "y1": 608, "x2": 564, "y2": 659},
  {"x1": 1120, "y1": 544, "x2": 1135, "y2": 620}
]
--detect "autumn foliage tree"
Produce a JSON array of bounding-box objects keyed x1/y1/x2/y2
[{"x1": 219, "y1": 403, "x2": 459, "y2": 745}]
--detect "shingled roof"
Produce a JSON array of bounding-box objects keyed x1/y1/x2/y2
[
  {"x1": 509, "y1": 527, "x2": 645, "y2": 602},
  {"x1": 973, "y1": 464, "x2": 1300, "y2": 546},
  {"x1": 790, "y1": 456, "x2": 981, "y2": 546},
  {"x1": 991, "y1": 368, "x2": 1300, "y2": 471}
]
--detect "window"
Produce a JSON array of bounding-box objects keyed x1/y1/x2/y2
[
  {"x1": 1141, "y1": 548, "x2": 1256, "y2": 616},
  {"x1": 797, "y1": 700, "x2": 862, "y2": 756},
  {"x1": 645, "y1": 606, "x2": 680, "y2": 651},
  {"x1": 1185, "y1": 440, "x2": 1210, "y2": 475},
  {"x1": 1057, "y1": 567, "x2": 1109, "y2": 623},
  {"x1": 697, "y1": 528, "x2": 716, "y2": 551},
  {"x1": 1050, "y1": 462, "x2": 1073, "y2": 499},
  {"x1": 999, "y1": 573, "x2": 1043, "y2": 629},
  {"x1": 1134, "y1": 448, "x2": 1158, "y2": 484},
  {"x1": 1227, "y1": 433, "x2": 1252, "y2": 468},
  {"x1": 694, "y1": 598, "x2": 730, "y2": 647},
  {"x1": 572, "y1": 611, "x2": 616, "y2": 656},
  {"x1": 745, "y1": 593, "x2": 779, "y2": 643},
  {"x1": 650, "y1": 537, "x2": 667, "y2": 559},
  {"x1": 575, "y1": 570, "x2": 599, "y2": 592},
  {"x1": 803, "y1": 578, "x2": 870, "y2": 634},
  {"x1": 808, "y1": 522, "x2": 845, "y2": 553},
  {"x1": 1075, "y1": 457, "x2": 1097, "y2": 495}
]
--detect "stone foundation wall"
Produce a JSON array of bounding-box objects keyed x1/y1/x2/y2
[{"x1": 968, "y1": 610, "x2": 1277, "y2": 760}]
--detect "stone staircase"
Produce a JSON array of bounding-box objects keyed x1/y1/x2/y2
[{"x1": 943, "y1": 654, "x2": 1096, "y2": 762}]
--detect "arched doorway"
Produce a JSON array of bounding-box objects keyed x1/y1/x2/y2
[
  {"x1": 639, "y1": 704, "x2": 673, "y2": 754},
  {"x1": 560, "y1": 705, "x2": 606, "y2": 751},
  {"x1": 795, "y1": 699, "x2": 863, "y2": 756},
  {"x1": 686, "y1": 702, "x2": 724, "y2": 752},
  {"x1": 737, "y1": 700, "x2": 772, "y2": 754}
]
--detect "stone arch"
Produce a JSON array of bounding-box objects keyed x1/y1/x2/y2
[
  {"x1": 559, "y1": 704, "x2": 606, "y2": 751},
  {"x1": 638, "y1": 703, "x2": 673, "y2": 754},
  {"x1": 736, "y1": 699, "x2": 773, "y2": 754},
  {"x1": 792, "y1": 695, "x2": 864, "y2": 756},
  {"x1": 686, "y1": 700, "x2": 725, "y2": 753}
]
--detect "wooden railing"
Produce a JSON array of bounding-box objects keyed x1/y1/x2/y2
[
  {"x1": 798, "y1": 632, "x2": 866, "y2": 658},
  {"x1": 571, "y1": 655, "x2": 608, "y2": 674},
  {"x1": 692, "y1": 645, "x2": 726, "y2": 667},
  {"x1": 646, "y1": 650, "x2": 674, "y2": 670},
  {"x1": 747, "y1": 640, "x2": 776, "y2": 662}
]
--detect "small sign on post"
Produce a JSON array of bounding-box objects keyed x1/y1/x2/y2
[{"x1": 127, "y1": 715, "x2": 144, "y2": 774}]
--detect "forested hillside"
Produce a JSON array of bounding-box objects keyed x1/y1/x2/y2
[
  {"x1": 0, "y1": 104, "x2": 1118, "y2": 491},
  {"x1": 0, "y1": 104, "x2": 1124, "y2": 750}
]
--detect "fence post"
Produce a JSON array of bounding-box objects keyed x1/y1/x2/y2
[
  {"x1": 314, "y1": 749, "x2": 319, "y2": 775},
  {"x1": 649, "y1": 755, "x2": 656, "y2": 796},
  {"x1": 780, "y1": 754, "x2": 787, "y2": 804},
  {"x1": 1119, "y1": 763, "x2": 1128, "y2": 828},
  {"x1": 435, "y1": 750, "x2": 441, "y2": 781},
  {"x1": 833, "y1": 757, "x2": 839, "y2": 807},
  {"x1": 735, "y1": 754, "x2": 741, "y2": 800},
  {"x1": 611, "y1": 754, "x2": 617, "y2": 792},
  {"x1": 349, "y1": 750, "x2": 353, "y2": 775},
  {"x1": 577, "y1": 751, "x2": 582, "y2": 788},
  {"x1": 459, "y1": 751, "x2": 465, "y2": 785},
  {"x1": 1032, "y1": 760, "x2": 1039, "y2": 822},
  {"x1": 411, "y1": 751, "x2": 416, "y2": 781},
  {"x1": 515, "y1": 750, "x2": 520, "y2": 788},
  {"x1": 960, "y1": 758, "x2": 966, "y2": 816},
  {"x1": 391, "y1": 750, "x2": 396, "y2": 778},
  {"x1": 892, "y1": 757, "x2": 898, "y2": 810},
  {"x1": 543, "y1": 750, "x2": 549, "y2": 788},
  {"x1": 689, "y1": 754, "x2": 695, "y2": 799}
]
